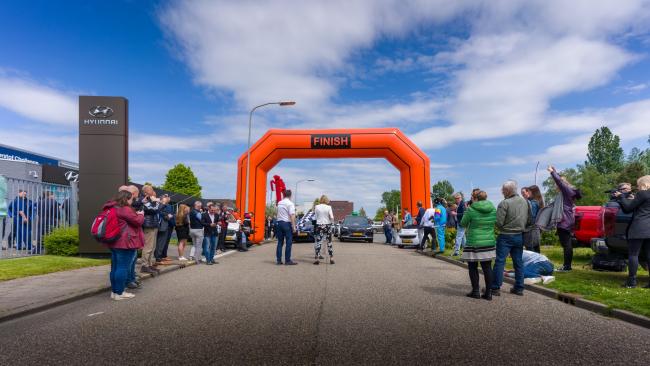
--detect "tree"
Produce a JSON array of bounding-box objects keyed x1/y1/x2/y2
[
  {"x1": 431, "y1": 180, "x2": 455, "y2": 203},
  {"x1": 617, "y1": 161, "x2": 648, "y2": 187},
  {"x1": 265, "y1": 203, "x2": 277, "y2": 218},
  {"x1": 374, "y1": 206, "x2": 387, "y2": 221},
  {"x1": 381, "y1": 190, "x2": 401, "y2": 212},
  {"x1": 359, "y1": 207, "x2": 367, "y2": 217},
  {"x1": 585, "y1": 127, "x2": 624, "y2": 175},
  {"x1": 161, "y1": 164, "x2": 202, "y2": 198}
]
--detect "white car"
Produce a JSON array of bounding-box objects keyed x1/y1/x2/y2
[{"x1": 394, "y1": 227, "x2": 421, "y2": 248}]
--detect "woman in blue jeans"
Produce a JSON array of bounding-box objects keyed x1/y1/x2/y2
[{"x1": 102, "y1": 190, "x2": 145, "y2": 301}]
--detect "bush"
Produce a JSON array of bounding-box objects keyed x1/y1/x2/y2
[
  {"x1": 445, "y1": 227, "x2": 457, "y2": 245},
  {"x1": 44, "y1": 226, "x2": 79, "y2": 256},
  {"x1": 541, "y1": 229, "x2": 558, "y2": 246}
]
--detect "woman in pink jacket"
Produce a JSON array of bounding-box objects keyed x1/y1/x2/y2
[{"x1": 103, "y1": 190, "x2": 145, "y2": 300}]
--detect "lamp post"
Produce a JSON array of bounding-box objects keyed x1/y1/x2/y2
[
  {"x1": 295, "y1": 179, "x2": 315, "y2": 209},
  {"x1": 245, "y1": 101, "x2": 296, "y2": 213}
]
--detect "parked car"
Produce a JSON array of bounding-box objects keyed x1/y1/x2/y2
[
  {"x1": 339, "y1": 215, "x2": 374, "y2": 242},
  {"x1": 293, "y1": 220, "x2": 315, "y2": 243},
  {"x1": 395, "y1": 226, "x2": 421, "y2": 249},
  {"x1": 371, "y1": 221, "x2": 383, "y2": 233},
  {"x1": 224, "y1": 222, "x2": 241, "y2": 248},
  {"x1": 574, "y1": 200, "x2": 647, "y2": 271}
]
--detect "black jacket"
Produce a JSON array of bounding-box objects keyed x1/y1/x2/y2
[
  {"x1": 202, "y1": 212, "x2": 220, "y2": 236},
  {"x1": 189, "y1": 209, "x2": 204, "y2": 229},
  {"x1": 158, "y1": 203, "x2": 175, "y2": 232},
  {"x1": 141, "y1": 197, "x2": 160, "y2": 229},
  {"x1": 617, "y1": 190, "x2": 650, "y2": 239}
]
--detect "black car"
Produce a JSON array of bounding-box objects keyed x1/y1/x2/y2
[
  {"x1": 293, "y1": 220, "x2": 316, "y2": 243},
  {"x1": 339, "y1": 215, "x2": 373, "y2": 243}
]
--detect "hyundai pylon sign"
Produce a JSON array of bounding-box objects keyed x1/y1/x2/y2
[{"x1": 78, "y1": 96, "x2": 128, "y2": 254}]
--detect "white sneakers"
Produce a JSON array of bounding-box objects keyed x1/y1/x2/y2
[
  {"x1": 178, "y1": 256, "x2": 187, "y2": 261},
  {"x1": 541, "y1": 275, "x2": 555, "y2": 284},
  {"x1": 111, "y1": 291, "x2": 136, "y2": 301},
  {"x1": 524, "y1": 277, "x2": 542, "y2": 285}
]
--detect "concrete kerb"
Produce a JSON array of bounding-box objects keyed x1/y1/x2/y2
[
  {"x1": 415, "y1": 250, "x2": 650, "y2": 330},
  {"x1": 0, "y1": 249, "x2": 240, "y2": 324}
]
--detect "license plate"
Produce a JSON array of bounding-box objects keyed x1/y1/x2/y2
[
  {"x1": 299, "y1": 233, "x2": 308, "y2": 237},
  {"x1": 226, "y1": 236, "x2": 234, "y2": 241},
  {"x1": 352, "y1": 233, "x2": 363, "y2": 236},
  {"x1": 403, "y1": 239, "x2": 412, "y2": 243}
]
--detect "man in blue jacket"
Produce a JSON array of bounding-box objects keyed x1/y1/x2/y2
[{"x1": 8, "y1": 190, "x2": 34, "y2": 252}]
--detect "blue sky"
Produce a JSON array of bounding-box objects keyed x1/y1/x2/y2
[{"x1": 2, "y1": 0, "x2": 650, "y2": 214}]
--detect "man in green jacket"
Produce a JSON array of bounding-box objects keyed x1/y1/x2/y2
[{"x1": 491, "y1": 180, "x2": 530, "y2": 297}]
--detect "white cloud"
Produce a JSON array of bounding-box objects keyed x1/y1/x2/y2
[{"x1": 0, "y1": 74, "x2": 77, "y2": 126}]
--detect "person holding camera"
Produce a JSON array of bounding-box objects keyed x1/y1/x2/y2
[{"x1": 614, "y1": 175, "x2": 650, "y2": 288}]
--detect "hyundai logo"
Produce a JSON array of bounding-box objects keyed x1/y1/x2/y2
[
  {"x1": 65, "y1": 171, "x2": 79, "y2": 183},
  {"x1": 88, "y1": 106, "x2": 114, "y2": 118}
]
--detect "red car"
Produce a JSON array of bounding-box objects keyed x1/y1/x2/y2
[{"x1": 573, "y1": 202, "x2": 647, "y2": 270}]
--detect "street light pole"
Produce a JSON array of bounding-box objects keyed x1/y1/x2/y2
[
  {"x1": 294, "y1": 179, "x2": 315, "y2": 209},
  {"x1": 244, "y1": 101, "x2": 295, "y2": 214}
]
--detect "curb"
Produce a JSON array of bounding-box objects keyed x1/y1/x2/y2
[
  {"x1": 0, "y1": 249, "x2": 241, "y2": 324},
  {"x1": 416, "y1": 251, "x2": 650, "y2": 330}
]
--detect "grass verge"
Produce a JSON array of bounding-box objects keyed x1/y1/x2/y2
[
  {"x1": 438, "y1": 243, "x2": 650, "y2": 318},
  {"x1": 0, "y1": 256, "x2": 111, "y2": 282}
]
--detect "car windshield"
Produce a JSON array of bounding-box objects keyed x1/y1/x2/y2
[{"x1": 343, "y1": 217, "x2": 368, "y2": 226}]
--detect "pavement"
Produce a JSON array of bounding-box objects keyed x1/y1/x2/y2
[{"x1": 1, "y1": 239, "x2": 649, "y2": 365}]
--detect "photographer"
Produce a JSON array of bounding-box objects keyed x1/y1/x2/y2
[
  {"x1": 608, "y1": 182, "x2": 634, "y2": 204},
  {"x1": 614, "y1": 175, "x2": 650, "y2": 289}
]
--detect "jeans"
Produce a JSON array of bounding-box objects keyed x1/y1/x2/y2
[
  {"x1": 454, "y1": 226, "x2": 466, "y2": 253},
  {"x1": 523, "y1": 260, "x2": 554, "y2": 278},
  {"x1": 383, "y1": 225, "x2": 393, "y2": 244},
  {"x1": 12, "y1": 222, "x2": 32, "y2": 251},
  {"x1": 491, "y1": 233, "x2": 524, "y2": 291},
  {"x1": 276, "y1": 221, "x2": 293, "y2": 263},
  {"x1": 127, "y1": 249, "x2": 137, "y2": 284},
  {"x1": 204, "y1": 234, "x2": 218, "y2": 263},
  {"x1": 110, "y1": 248, "x2": 135, "y2": 295}
]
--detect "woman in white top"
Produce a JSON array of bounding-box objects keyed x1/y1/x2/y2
[{"x1": 313, "y1": 195, "x2": 335, "y2": 265}]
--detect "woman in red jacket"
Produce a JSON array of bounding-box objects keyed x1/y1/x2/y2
[{"x1": 103, "y1": 190, "x2": 145, "y2": 301}]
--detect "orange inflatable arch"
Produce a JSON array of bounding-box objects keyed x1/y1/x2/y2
[{"x1": 236, "y1": 128, "x2": 431, "y2": 243}]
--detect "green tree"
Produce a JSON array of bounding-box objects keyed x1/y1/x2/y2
[
  {"x1": 431, "y1": 179, "x2": 455, "y2": 203},
  {"x1": 359, "y1": 207, "x2": 367, "y2": 217},
  {"x1": 374, "y1": 206, "x2": 387, "y2": 221},
  {"x1": 617, "y1": 161, "x2": 648, "y2": 187},
  {"x1": 265, "y1": 203, "x2": 277, "y2": 218},
  {"x1": 161, "y1": 164, "x2": 202, "y2": 198},
  {"x1": 585, "y1": 127, "x2": 624, "y2": 174},
  {"x1": 381, "y1": 190, "x2": 401, "y2": 212}
]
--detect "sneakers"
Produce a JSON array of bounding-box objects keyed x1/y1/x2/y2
[
  {"x1": 126, "y1": 282, "x2": 141, "y2": 289},
  {"x1": 622, "y1": 277, "x2": 637, "y2": 288},
  {"x1": 524, "y1": 277, "x2": 542, "y2": 285},
  {"x1": 541, "y1": 275, "x2": 555, "y2": 284},
  {"x1": 452, "y1": 252, "x2": 459, "y2": 256},
  {"x1": 178, "y1": 256, "x2": 187, "y2": 261},
  {"x1": 111, "y1": 292, "x2": 135, "y2": 301},
  {"x1": 555, "y1": 266, "x2": 572, "y2": 272}
]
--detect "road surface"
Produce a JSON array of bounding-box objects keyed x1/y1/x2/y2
[{"x1": 1, "y1": 239, "x2": 648, "y2": 365}]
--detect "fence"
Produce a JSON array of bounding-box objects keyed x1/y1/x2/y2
[{"x1": 1, "y1": 176, "x2": 78, "y2": 259}]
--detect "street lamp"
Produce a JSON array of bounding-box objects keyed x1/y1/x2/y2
[
  {"x1": 295, "y1": 179, "x2": 316, "y2": 208},
  {"x1": 245, "y1": 101, "x2": 296, "y2": 213}
]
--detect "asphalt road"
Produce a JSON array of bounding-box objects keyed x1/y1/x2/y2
[{"x1": 1, "y1": 238, "x2": 649, "y2": 365}]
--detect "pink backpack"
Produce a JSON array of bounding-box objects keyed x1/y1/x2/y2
[{"x1": 91, "y1": 207, "x2": 122, "y2": 244}]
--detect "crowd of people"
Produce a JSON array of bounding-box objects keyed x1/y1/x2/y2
[
  {"x1": 102, "y1": 165, "x2": 650, "y2": 300},
  {"x1": 102, "y1": 184, "x2": 249, "y2": 300}
]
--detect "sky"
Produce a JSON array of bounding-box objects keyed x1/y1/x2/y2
[{"x1": 2, "y1": 0, "x2": 650, "y2": 214}]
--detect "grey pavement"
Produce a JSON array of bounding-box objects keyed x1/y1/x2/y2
[{"x1": 1, "y1": 240, "x2": 649, "y2": 365}]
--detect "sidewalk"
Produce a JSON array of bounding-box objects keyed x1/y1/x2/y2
[{"x1": 0, "y1": 246, "x2": 243, "y2": 323}]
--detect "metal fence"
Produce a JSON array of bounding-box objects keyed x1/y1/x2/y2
[{"x1": 1, "y1": 177, "x2": 77, "y2": 259}]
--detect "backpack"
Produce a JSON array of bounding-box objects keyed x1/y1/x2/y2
[{"x1": 91, "y1": 207, "x2": 122, "y2": 244}]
